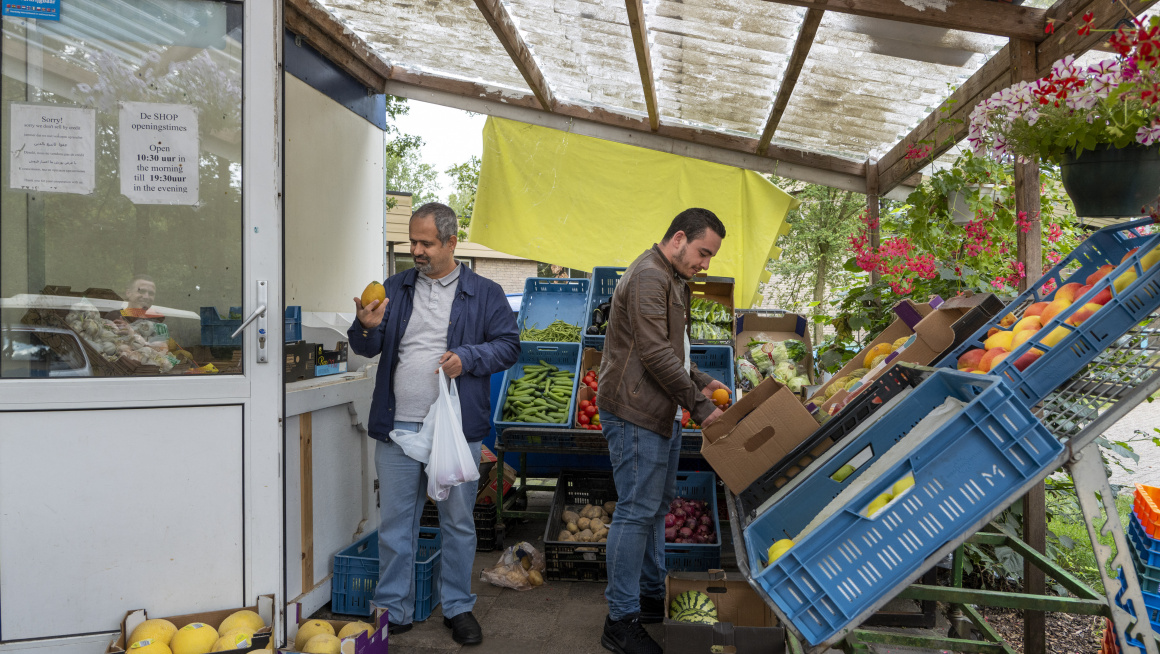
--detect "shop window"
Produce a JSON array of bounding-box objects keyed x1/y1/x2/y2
[{"x1": 1, "y1": 0, "x2": 243, "y2": 378}]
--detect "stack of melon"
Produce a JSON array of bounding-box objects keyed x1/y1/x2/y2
[
  {"x1": 293, "y1": 620, "x2": 375, "y2": 654},
  {"x1": 127, "y1": 610, "x2": 270, "y2": 654},
  {"x1": 668, "y1": 590, "x2": 718, "y2": 625}
]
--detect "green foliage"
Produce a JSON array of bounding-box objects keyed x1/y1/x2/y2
[
  {"x1": 446, "y1": 156, "x2": 480, "y2": 239},
  {"x1": 385, "y1": 149, "x2": 440, "y2": 208}
]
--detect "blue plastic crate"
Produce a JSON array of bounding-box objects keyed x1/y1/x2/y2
[
  {"x1": 1129, "y1": 534, "x2": 1160, "y2": 593},
  {"x1": 582, "y1": 267, "x2": 626, "y2": 350},
  {"x1": 683, "y1": 345, "x2": 736, "y2": 434},
  {"x1": 743, "y1": 369, "x2": 1061, "y2": 646},
  {"x1": 665, "y1": 471, "x2": 723, "y2": 571},
  {"x1": 200, "y1": 306, "x2": 243, "y2": 346},
  {"x1": 517, "y1": 278, "x2": 590, "y2": 341},
  {"x1": 1130, "y1": 511, "x2": 1160, "y2": 569},
  {"x1": 937, "y1": 218, "x2": 1160, "y2": 408},
  {"x1": 1114, "y1": 566, "x2": 1160, "y2": 652},
  {"x1": 331, "y1": 527, "x2": 442, "y2": 619},
  {"x1": 494, "y1": 342, "x2": 582, "y2": 430},
  {"x1": 285, "y1": 306, "x2": 302, "y2": 343}
]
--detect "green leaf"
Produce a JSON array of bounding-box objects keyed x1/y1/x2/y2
[
  {"x1": 849, "y1": 315, "x2": 869, "y2": 331},
  {"x1": 843, "y1": 257, "x2": 864, "y2": 273}
]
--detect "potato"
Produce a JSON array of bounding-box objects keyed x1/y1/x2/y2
[
  {"x1": 567, "y1": 522, "x2": 579, "y2": 534},
  {"x1": 521, "y1": 556, "x2": 532, "y2": 571},
  {"x1": 581, "y1": 505, "x2": 596, "y2": 519},
  {"x1": 577, "y1": 517, "x2": 591, "y2": 530},
  {"x1": 562, "y1": 510, "x2": 580, "y2": 525},
  {"x1": 528, "y1": 570, "x2": 543, "y2": 586},
  {"x1": 576, "y1": 528, "x2": 594, "y2": 542},
  {"x1": 505, "y1": 569, "x2": 526, "y2": 585},
  {"x1": 601, "y1": 514, "x2": 612, "y2": 525},
  {"x1": 593, "y1": 528, "x2": 607, "y2": 541},
  {"x1": 603, "y1": 501, "x2": 617, "y2": 515},
  {"x1": 557, "y1": 530, "x2": 573, "y2": 541},
  {"x1": 599, "y1": 537, "x2": 607, "y2": 542}
]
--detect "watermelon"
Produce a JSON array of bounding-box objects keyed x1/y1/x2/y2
[
  {"x1": 671, "y1": 609, "x2": 718, "y2": 625},
  {"x1": 669, "y1": 590, "x2": 718, "y2": 619}
]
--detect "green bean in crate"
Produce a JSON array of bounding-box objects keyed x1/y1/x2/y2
[
  {"x1": 501, "y1": 360, "x2": 576, "y2": 424},
  {"x1": 520, "y1": 319, "x2": 582, "y2": 343}
]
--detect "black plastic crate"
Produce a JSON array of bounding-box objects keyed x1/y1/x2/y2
[
  {"x1": 499, "y1": 428, "x2": 608, "y2": 451},
  {"x1": 419, "y1": 501, "x2": 503, "y2": 551},
  {"x1": 737, "y1": 363, "x2": 931, "y2": 522},
  {"x1": 543, "y1": 470, "x2": 618, "y2": 582}
]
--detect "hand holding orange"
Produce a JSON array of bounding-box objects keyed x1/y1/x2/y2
[
  {"x1": 711, "y1": 388, "x2": 731, "y2": 407},
  {"x1": 360, "y1": 281, "x2": 386, "y2": 308}
]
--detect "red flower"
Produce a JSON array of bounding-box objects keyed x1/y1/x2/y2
[{"x1": 1045, "y1": 21, "x2": 1055, "y2": 35}]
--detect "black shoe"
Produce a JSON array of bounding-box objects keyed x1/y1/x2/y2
[
  {"x1": 386, "y1": 622, "x2": 412, "y2": 636},
  {"x1": 443, "y1": 611, "x2": 483, "y2": 646},
  {"x1": 601, "y1": 615, "x2": 662, "y2": 654},
  {"x1": 639, "y1": 596, "x2": 665, "y2": 624}
]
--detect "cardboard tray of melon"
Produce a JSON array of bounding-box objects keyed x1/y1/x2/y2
[
  {"x1": 106, "y1": 595, "x2": 275, "y2": 654},
  {"x1": 283, "y1": 604, "x2": 387, "y2": 654},
  {"x1": 941, "y1": 217, "x2": 1160, "y2": 408}
]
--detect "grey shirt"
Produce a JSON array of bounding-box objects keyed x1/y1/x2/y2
[{"x1": 394, "y1": 264, "x2": 462, "y2": 422}]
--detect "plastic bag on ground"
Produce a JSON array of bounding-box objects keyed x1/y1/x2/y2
[
  {"x1": 480, "y1": 541, "x2": 546, "y2": 591},
  {"x1": 425, "y1": 368, "x2": 480, "y2": 501}
]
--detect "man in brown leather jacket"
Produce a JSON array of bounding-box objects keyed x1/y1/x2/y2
[{"x1": 596, "y1": 208, "x2": 730, "y2": 654}]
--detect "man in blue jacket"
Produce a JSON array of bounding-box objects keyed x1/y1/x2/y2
[{"x1": 348, "y1": 202, "x2": 519, "y2": 646}]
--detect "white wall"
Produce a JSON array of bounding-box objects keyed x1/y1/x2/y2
[{"x1": 285, "y1": 75, "x2": 386, "y2": 312}]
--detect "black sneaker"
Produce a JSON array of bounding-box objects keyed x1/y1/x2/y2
[
  {"x1": 639, "y1": 596, "x2": 665, "y2": 624},
  {"x1": 386, "y1": 622, "x2": 412, "y2": 636},
  {"x1": 601, "y1": 615, "x2": 662, "y2": 654},
  {"x1": 443, "y1": 611, "x2": 483, "y2": 646}
]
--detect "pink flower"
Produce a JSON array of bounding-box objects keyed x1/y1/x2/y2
[{"x1": 1137, "y1": 121, "x2": 1160, "y2": 146}]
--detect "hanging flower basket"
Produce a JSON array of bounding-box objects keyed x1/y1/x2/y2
[{"x1": 1059, "y1": 143, "x2": 1160, "y2": 218}]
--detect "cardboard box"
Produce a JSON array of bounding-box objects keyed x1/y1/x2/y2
[
  {"x1": 314, "y1": 341, "x2": 349, "y2": 377},
  {"x1": 806, "y1": 298, "x2": 936, "y2": 409},
  {"x1": 734, "y1": 311, "x2": 815, "y2": 384},
  {"x1": 476, "y1": 461, "x2": 518, "y2": 505},
  {"x1": 285, "y1": 341, "x2": 316, "y2": 381},
  {"x1": 665, "y1": 571, "x2": 784, "y2": 654},
  {"x1": 581, "y1": 347, "x2": 602, "y2": 377},
  {"x1": 701, "y1": 377, "x2": 818, "y2": 493},
  {"x1": 107, "y1": 595, "x2": 275, "y2": 654},
  {"x1": 284, "y1": 603, "x2": 387, "y2": 654},
  {"x1": 689, "y1": 274, "x2": 735, "y2": 344}
]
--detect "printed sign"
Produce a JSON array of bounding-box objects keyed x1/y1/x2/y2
[
  {"x1": 2, "y1": 0, "x2": 60, "y2": 20},
  {"x1": 119, "y1": 101, "x2": 199, "y2": 205},
  {"x1": 9, "y1": 103, "x2": 95, "y2": 194}
]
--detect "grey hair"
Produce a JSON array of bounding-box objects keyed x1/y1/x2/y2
[{"x1": 411, "y1": 202, "x2": 459, "y2": 245}]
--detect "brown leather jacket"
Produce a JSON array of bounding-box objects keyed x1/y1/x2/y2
[{"x1": 596, "y1": 245, "x2": 717, "y2": 436}]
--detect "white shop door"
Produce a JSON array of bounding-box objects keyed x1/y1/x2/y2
[{"x1": 0, "y1": 1, "x2": 282, "y2": 650}]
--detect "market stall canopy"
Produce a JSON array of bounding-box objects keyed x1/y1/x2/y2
[
  {"x1": 287, "y1": 0, "x2": 1155, "y2": 201},
  {"x1": 470, "y1": 117, "x2": 797, "y2": 309}
]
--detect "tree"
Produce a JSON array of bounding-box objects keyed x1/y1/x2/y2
[
  {"x1": 765, "y1": 180, "x2": 867, "y2": 345},
  {"x1": 446, "y1": 156, "x2": 480, "y2": 239},
  {"x1": 385, "y1": 149, "x2": 440, "y2": 208}
]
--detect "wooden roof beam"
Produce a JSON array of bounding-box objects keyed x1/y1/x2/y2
[
  {"x1": 624, "y1": 0, "x2": 659, "y2": 131},
  {"x1": 763, "y1": 0, "x2": 1047, "y2": 41},
  {"x1": 284, "y1": 1, "x2": 390, "y2": 92},
  {"x1": 473, "y1": 0, "x2": 556, "y2": 112},
  {"x1": 757, "y1": 9, "x2": 824, "y2": 155}
]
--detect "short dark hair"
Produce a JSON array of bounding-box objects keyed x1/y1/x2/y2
[
  {"x1": 411, "y1": 202, "x2": 459, "y2": 245},
  {"x1": 662, "y1": 208, "x2": 726, "y2": 244}
]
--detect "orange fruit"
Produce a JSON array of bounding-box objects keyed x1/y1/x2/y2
[
  {"x1": 711, "y1": 388, "x2": 731, "y2": 406},
  {"x1": 360, "y1": 281, "x2": 386, "y2": 308}
]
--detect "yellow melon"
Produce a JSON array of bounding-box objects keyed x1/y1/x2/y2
[
  {"x1": 218, "y1": 611, "x2": 264, "y2": 636},
  {"x1": 129, "y1": 639, "x2": 173, "y2": 654},
  {"x1": 336, "y1": 622, "x2": 373, "y2": 640},
  {"x1": 303, "y1": 634, "x2": 341, "y2": 654},
  {"x1": 210, "y1": 633, "x2": 251, "y2": 652},
  {"x1": 129, "y1": 620, "x2": 178, "y2": 647},
  {"x1": 170, "y1": 623, "x2": 218, "y2": 654},
  {"x1": 294, "y1": 621, "x2": 335, "y2": 651}
]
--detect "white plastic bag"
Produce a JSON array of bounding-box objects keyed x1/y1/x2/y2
[{"x1": 425, "y1": 369, "x2": 480, "y2": 501}]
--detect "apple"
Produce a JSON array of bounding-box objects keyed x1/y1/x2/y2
[
  {"x1": 1041, "y1": 298, "x2": 1073, "y2": 325},
  {"x1": 1024, "y1": 302, "x2": 1051, "y2": 318},
  {"x1": 892, "y1": 474, "x2": 916, "y2": 496},
  {"x1": 1066, "y1": 302, "x2": 1104, "y2": 326},
  {"x1": 983, "y1": 330, "x2": 1015, "y2": 351},
  {"x1": 1013, "y1": 348, "x2": 1044, "y2": 371},
  {"x1": 979, "y1": 347, "x2": 1010, "y2": 372},
  {"x1": 1086, "y1": 264, "x2": 1116, "y2": 286},
  {"x1": 957, "y1": 349, "x2": 986, "y2": 371},
  {"x1": 865, "y1": 492, "x2": 893, "y2": 517},
  {"x1": 1012, "y1": 316, "x2": 1043, "y2": 333},
  {"x1": 998, "y1": 313, "x2": 1017, "y2": 328}
]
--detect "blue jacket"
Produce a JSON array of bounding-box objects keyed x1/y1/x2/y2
[{"x1": 347, "y1": 265, "x2": 520, "y2": 442}]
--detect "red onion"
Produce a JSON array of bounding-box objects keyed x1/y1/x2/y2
[
  {"x1": 674, "y1": 508, "x2": 686, "y2": 519},
  {"x1": 679, "y1": 526, "x2": 693, "y2": 538},
  {"x1": 665, "y1": 526, "x2": 678, "y2": 541},
  {"x1": 665, "y1": 514, "x2": 677, "y2": 528},
  {"x1": 684, "y1": 518, "x2": 698, "y2": 530},
  {"x1": 696, "y1": 524, "x2": 710, "y2": 535},
  {"x1": 700, "y1": 515, "x2": 712, "y2": 526}
]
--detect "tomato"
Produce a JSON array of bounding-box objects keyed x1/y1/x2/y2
[
  {"x1": 588, "y1": 424, "x2": 601, "y2": 430},
  {"x1": 585, "y1": 371, "x2": 596, "y2": 381},
  {"x1": 579, "y1": 399, "x2": 591, "y2": 410},
  {"x1": 578, "y1": 413, "x2": 590, "y2": 425},
  {"x1": 584, "y1": 405, "x2": 597, "y2": 417},
  {"x1": 588, "y1": 381, "x2": 598, "y2": 391}
]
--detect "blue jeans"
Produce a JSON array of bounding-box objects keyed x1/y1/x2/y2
[
  {"x1": 373, "y1": 423, "x2": 481, "y2": 624},
  {"x1": 600, "y1": 409, "x2": 682, "y2": 621}
]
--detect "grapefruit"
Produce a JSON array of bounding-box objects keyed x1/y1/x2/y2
[{"x1": 129, "y1": 620, "x2": 178, "y2": 647}]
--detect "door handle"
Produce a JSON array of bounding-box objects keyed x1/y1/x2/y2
[{"x1": 230, "y1": 280, "x2": 269, "y2": 363}]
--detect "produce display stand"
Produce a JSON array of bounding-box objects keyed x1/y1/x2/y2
[
  {"x1": 493, "y1": 426, "x2": 707, "y2": 523},
  {"x1": 731, "y1": 307, "x2": 1160, "y2": 653}
]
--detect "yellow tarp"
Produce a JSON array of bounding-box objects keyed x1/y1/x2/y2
[{"x1": 469, "y1": 117, "x2": 799, "y2": 309}]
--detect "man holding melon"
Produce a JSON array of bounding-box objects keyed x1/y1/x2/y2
[
  {"x1": 596, "y1": 208, "x2": 729, "y2": 654},
  {"x1": 348, "y1": 202, "x2": 519, "y2": 646}
]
